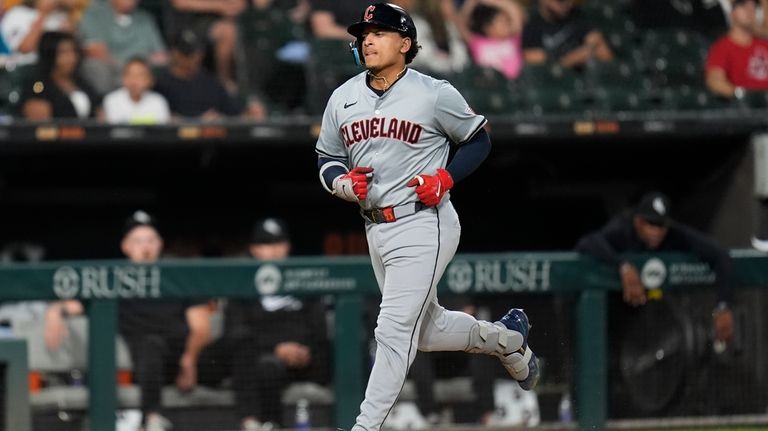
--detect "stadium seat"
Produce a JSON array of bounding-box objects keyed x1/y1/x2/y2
[
  {"x1": 648, "y1": 57, "x2": 702, "y2": 87},
  {"x1": 584, "y1": 60, "x2": 636, "y2": 90},
  {"x1": 0, "y1": 63, "x2": 34, "y2": 114},
  {"x1": 669, "y1": 86, "x2": 729, "y2": 111},
  {"x1": 518, "y1": 63, "x2": 585, "y2": 93},
  {"x1": 738, "y1": 90, "x2": 768, "y2": 109},
  {"x1": 642, "y1": 28, "x2": 708, "y2": 63},
  {"x1": 449, "y1": 65, "x2": 521, "y2": 114},
  {"x1": 523, "y1": 87, "x2": 580, "y2": 115},
  {"x1": 592, "y1": 86, "x2": 674, "y2": 112},
  {"x1": 305, "y1": 39, "x2": 364, "y2": 113}
]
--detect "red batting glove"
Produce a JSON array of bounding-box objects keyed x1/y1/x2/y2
[
  {"x1": 406, "y1": 168, "x2": 454, "y2": 207},
  {"x1": 333, "y1": 166, "x2": 374, "y2": 202}
]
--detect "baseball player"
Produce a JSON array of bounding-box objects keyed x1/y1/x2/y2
[{"x1": 314, "y1": 3, "x2": 540, "y2": 430}]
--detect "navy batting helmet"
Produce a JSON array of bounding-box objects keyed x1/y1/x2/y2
[
  {"x1": 347, "y1": 3, "x2": 419, "y2": 64},
  {"x1": 347, "y1": 3, "x2": 417, "y2": 40}
]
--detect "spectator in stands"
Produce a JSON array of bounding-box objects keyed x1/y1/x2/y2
[
  {"x1": 19, "y1": 31, "x2": 102, "y2": 120},
  {"x1": 705, "y1": 0, "x2": 768, "y2": 99},
  {"x1": 78, "y1": 0, "x2": 167, "y2": 95},
  {"x1": 117, "y1": 210, "x2": 215, "y2": 431},
  {"x1": 522, "y1": 0, "x2": 613, "y2": 68},
  {"x1": 1, "y1": 0, "x2": 78, "y2": 66},
  {"x1": 456, "y1": 0, "x2": 526, "y2": 80},
  {"x1": 165, "y1": 0, "x2": 246, "y2": 92},
  {"x1": 103, "y1": 57, "x2": 170, "y2": 124},
  {"x1": 575, "y1": 192, "x2": 735, "y2": 345},
  {"x1": 154, "y1": 30, "x2": 266, "y2": 121},
  {"x1": 391, "y1": 0, "x2": 469, "y2": 76},
  {"x1": 206, "y1": 217, "x2": 330, "y2": 428},
  {"x1": 309, "y1": 0, "x2": 367, "y2": 40}
]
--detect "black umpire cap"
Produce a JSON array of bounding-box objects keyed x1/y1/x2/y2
[
  {"x1": 635, "y1": 192, "x2": 672, "y2": 226},
  {"x1": 251, "y1": 218, "x2": 290, "y2": 244},
  {"x1": 347, "y1": 2, "x2": 417, "y2": 40}
]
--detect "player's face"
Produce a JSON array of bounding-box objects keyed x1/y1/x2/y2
[
  {"x1": 121, "y1": 226, "x2": 163, "y2": 263},
  {"x1": 633, "y1": 216, "x2": 668, "y2": 250},
  {"x1": 360, "y1": 26, "x2": 410, "y2": 71},
  {"x1": 249, "y1": 241, "x2": 291, "y2": 260}
]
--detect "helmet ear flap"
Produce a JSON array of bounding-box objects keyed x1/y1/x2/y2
[{"x1": 350, "y1": 39, "x2": 364, "y2": 66}]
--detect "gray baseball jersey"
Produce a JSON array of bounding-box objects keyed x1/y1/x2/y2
[
  {"x1": 315, "y1": 68, "x2": 486, "y2": 209},
  {"x1": 316, "y1": 68, "x2": 523, "y2": 431}
]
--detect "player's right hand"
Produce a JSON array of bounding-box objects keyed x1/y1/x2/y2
[{"x1": 332, "y1": 166, "x2": 374, "y2": 202}]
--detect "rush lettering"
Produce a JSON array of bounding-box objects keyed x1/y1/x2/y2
[{"x1": 340, "y1": 117, "x2": 422, "y2": 146}]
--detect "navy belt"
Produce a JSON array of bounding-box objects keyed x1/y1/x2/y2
[{"x1": 361, "y1": 202, "x2": 428, "y2": 223}]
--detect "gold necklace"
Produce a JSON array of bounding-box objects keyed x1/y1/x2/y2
[{"x1": 369, "y1": 67, "x2": 407, "y2": 91}]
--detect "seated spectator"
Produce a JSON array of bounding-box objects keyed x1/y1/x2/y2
[
  {"x1": 705, "y1": 0, "x2": 768, "y2": 99},
  {"x1": 199, "y1": 217, "x2": 330, "y2": 429},
  {"x1": 575, "y1": 192, "x2": 735, "y2": 345},
  {"x1": 309, "y1": 0, "x2": 367, "y2": 40},
  {"x1": 522, "y1": 0, "x2": 613, "y2": 68},
  {"x1": 117, "y1": 210, "x2": 215, "y2": 431},
  {"x1": 19, "y1": 31, "x2": 102, "y2": 120},
  {"x1": 103, "y1": 57, "x2": 170, "y2": 124},
  {"x1": 154, "y1": 30, "x2": 266, "y2": 121},
  {"x1": 393, "y1": 0, "x2": 470, "y2": 76},
  {"x1": 78, "y1": 0, "x2": 167, "y2": 95},
  {"x1": 165, "y1": 0, "x2": 246, "y2": 92},
  {"x1": 1, "y1": 0, "x2": 77, "y2": 66},
  {"x1": 457, "y1": 0, "x2": 526, "y2": 79}
]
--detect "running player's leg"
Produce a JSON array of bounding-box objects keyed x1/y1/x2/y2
[
  {"x1": 353, "y1": 207, "x2": 458, "y2": 431},
  {"x1": 414, "y1": 203, "x2": 539, "y2": 389}
]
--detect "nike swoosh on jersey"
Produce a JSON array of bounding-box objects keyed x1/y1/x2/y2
[{"x1": 344, "y1": 101, "x2": 358, "y2": 109}]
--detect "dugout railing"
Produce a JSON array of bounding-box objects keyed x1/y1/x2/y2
[{"x1": 1, "y1": 251, "x2": 767, "y2": 431}]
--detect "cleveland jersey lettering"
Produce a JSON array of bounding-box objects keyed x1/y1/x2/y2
[{"x1": 341, "y1": 117, "x2": 423, "y2": 146}]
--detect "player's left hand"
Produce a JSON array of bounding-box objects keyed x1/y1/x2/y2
[
  {"x1": 406, "y1": 168, "x2": 454, "y2": 207},
  {"x1": 712, "y1": 306, "x2": 734, "y2": 343}
]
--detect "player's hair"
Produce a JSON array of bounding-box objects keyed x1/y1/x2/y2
[{"x1": 405, "y1": 38, "x2": 420, "y2": 64}]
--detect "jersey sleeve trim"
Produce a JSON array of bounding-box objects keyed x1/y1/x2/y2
[
  {"x1": 319, "y1": 159, "x2": 348, "y2": 193},
  {"x1": 458, "y1": 118, "x2": 488, "y2": 145}
]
